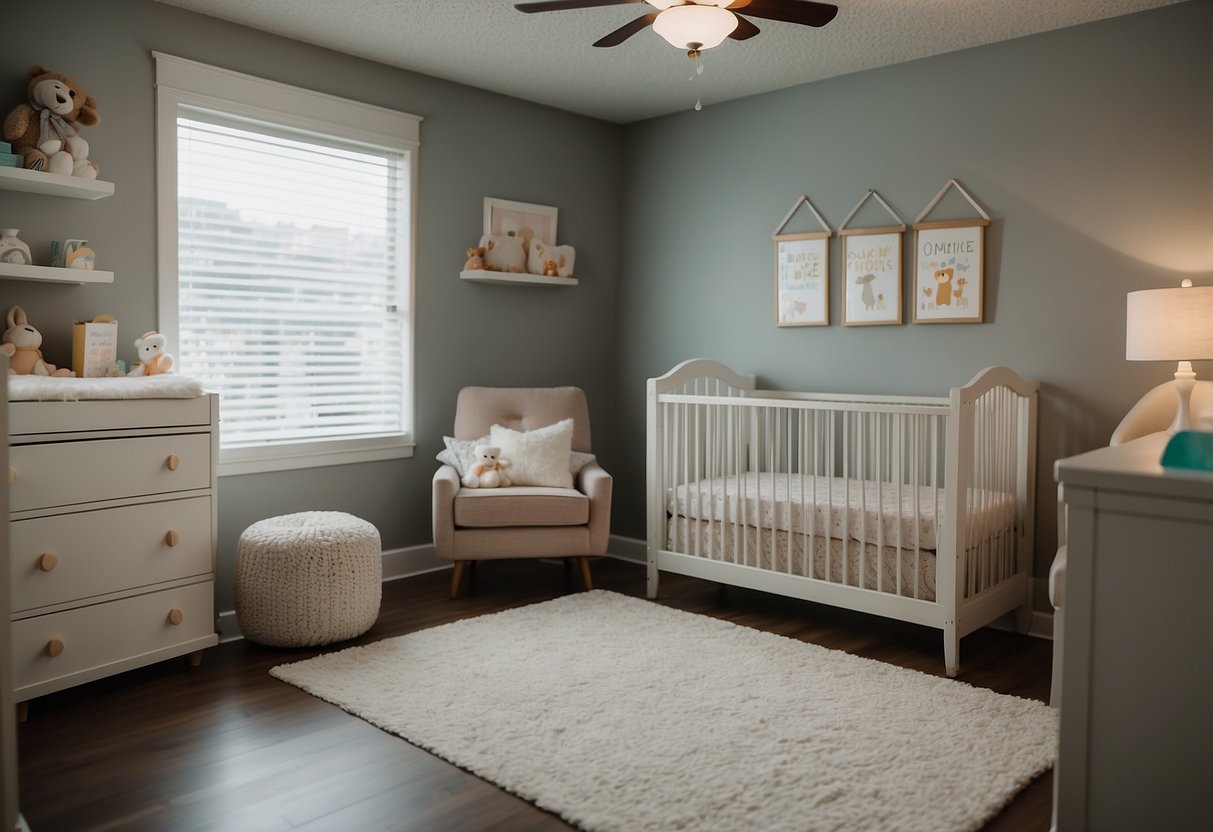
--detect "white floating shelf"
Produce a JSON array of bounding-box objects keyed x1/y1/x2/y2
[
  {"x1": 0, "y1": 166, "x2": 115, "y2": 200},
  {"x1": 0, "y1": 262, "x2": 113, "y2": 285},
  {"x1": 460, "y1": 270, "x2": 577, "y2": 287}
]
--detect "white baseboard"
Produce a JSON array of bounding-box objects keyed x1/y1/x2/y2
[
  {"x1": 217, "y1": 543, "x2": 451, "y2": 642},
  {"x1": 219, "y1": 537, "x2": 1056, "y2": 643}
]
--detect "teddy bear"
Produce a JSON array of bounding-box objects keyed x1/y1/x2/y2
[
  {"x1": 1, "y1": 305, "x2": 74, "y2": 376},
  {"x1": 463, "y1": 246, "x2": 486, "y2": 271},
  {"x1": 3, "y1": 65, "x2": 100, "y2": 179},
  {"x1": 127, "y1": 331, "x2": 175, "y2": 376},
  {"x1": 461, "y1": 445, "x2": 511, "y2": 488}
]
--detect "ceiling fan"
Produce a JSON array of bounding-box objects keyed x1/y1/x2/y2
[{"x1": 514, "y1": 0, "x2": 839, "y2": 56}]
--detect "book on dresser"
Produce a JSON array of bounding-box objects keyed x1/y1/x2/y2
[{"x1": 7, "y1": 393, "x2": 220, "y2": 708}]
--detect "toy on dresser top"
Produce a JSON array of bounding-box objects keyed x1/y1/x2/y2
[
  {"x1": 3, "y1": 65, "x2": 100, "y2": 178},
  {"x1": 127, "y1": 331, "x2": 174, "y2": 376},
  {"x1": 2, "y1": 305, "x2": 73, "y2": 376}
]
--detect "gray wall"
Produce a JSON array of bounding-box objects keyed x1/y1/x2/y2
[
  {"x1": 3, "y1": 0, "x2": 622, "y2": 609},
  {"x1": 615, "y1": 1, "x2": 1213, "y2": 578}
]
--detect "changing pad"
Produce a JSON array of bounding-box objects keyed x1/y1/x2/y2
[{"x1": 7, "y1": 374, "x2": 205, "y2": 401}]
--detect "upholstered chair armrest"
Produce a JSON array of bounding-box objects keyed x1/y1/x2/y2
[
  {"x1": 577, "y1": 461, "x2": 612, "y2": 555},
  {"x1": 432, "y1": 464, "x2": 461, "y2": 560}
]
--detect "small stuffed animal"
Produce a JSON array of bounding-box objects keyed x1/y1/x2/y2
[
  {"x1": 461, "y1": 445, "x2": 511, "y2": 488},
  {"x1": 127, "y1": 331, "x2": 174, "y2": 376},
  {"x1": 528, "y1": 241, "x2": 576, "y2": 278},
  {"x1": 3, "y1": 66, "x2": 100, "y2": 178},
  {"x1": 1, "y1": 305, "x2": 73, "y2": 376},
  {"x1": 464, "y1": 246, "x2": 486, "y2": 271}
]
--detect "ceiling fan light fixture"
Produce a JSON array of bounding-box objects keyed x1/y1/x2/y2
[{"x1": 652, "y1": 5, "x2": 738, "y2": 50}]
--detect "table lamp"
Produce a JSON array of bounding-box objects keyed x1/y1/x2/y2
[{"x1": 1126, "y1": 279, "x2": 1213, "y2": 433}]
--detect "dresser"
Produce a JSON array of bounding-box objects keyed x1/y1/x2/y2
[
  {"x1": 1053, "y1": 434, "x2": 1213, "y2": 831},
  {"x1": 8, "y1": 394, "x2": 219, "y2": 706}
]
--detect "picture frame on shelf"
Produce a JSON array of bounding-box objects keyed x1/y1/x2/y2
[{"x1": 484, "y1": 198, "x2": 558, "y2": 246}]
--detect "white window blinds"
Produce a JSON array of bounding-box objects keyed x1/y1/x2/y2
[{"x1": 175, "y1": 110, "x2": 409, "y2": 451}]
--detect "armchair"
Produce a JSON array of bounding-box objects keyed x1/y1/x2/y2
[{"x1": 432, "y1": 386, "x2": 612, "y2": 598}]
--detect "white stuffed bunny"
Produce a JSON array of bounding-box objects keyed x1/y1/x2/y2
[
  {"x1": 461, "y1": 445, "x2": 511, "y2": 488},
  {"x1": 127, "y1": 330, "x2": 174, "y2": 376}
]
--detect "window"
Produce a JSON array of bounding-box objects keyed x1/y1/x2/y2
[{"x1": 154, "y1": 53, "x2": 420, "y2": 476}]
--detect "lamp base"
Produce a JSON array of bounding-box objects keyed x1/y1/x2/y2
[{"x1": 1168, "y1": 360, "x2": 1197, "y2": 434}]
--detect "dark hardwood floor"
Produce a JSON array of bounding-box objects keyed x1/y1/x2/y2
[{"x1": 16, "y1": 557, "x2": 1055, "y2": 831}]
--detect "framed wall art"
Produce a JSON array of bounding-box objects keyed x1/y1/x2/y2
[
  {"x1": 773, "y1": 195, "x2": 832, "y2": 327},
  {"x1": 912, "y1": 179, "x2": 990, "y2": 324},
  {"x1": 483, "y1": 197, "x2": 558, "y2": 245},
  {"x1": 839, "y1": 190, "x2": 905, "y2": 326}
]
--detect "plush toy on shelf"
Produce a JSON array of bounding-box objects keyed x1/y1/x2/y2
[
  {"x1": 463, "y1": 246, "x2": 486, "y2": 271},
  {"x1": 3, "y1": 65, "x2": 100, "y2": 178},
  {"x1": 461, "y1": 445, "x2": 511, "y2": 489},
  {"x1": 1, "y1": 305, "x2": 74, "y2": 376},
  {"x1": 127, "y1": 331, "x2": 174, "y2": 376}
]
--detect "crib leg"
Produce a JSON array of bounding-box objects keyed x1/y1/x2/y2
[
  {"x1": 646, "y1": 557, "x2": 659, "y2": 599},
  {"x1": 944, "y1": 623, "x2": 960, "y2": 678}
]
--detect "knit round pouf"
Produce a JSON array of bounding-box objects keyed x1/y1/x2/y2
[{"x1": 235, "y1": 511, "x2": 382, "y2": 647}]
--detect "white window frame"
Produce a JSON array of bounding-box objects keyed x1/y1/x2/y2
[{"x1": 154, "y1": 53, "x2": 421, "y2": 477}]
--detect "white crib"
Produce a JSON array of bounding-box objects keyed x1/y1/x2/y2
[{"x1": 646, "y1": 358, "x2": 1038, "y2": 677}]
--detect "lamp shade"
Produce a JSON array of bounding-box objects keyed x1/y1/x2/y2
[
  {"x1": 652, "y1": 5, "x2": 738, "y2": 49},
  {"x1": 1125, "y1": 283, "x2": 1213, "y2": 361}
]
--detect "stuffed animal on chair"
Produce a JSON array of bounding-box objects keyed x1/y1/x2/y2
[{"x1": 461, "y1": 445, "x2": 511, "y2": 488}]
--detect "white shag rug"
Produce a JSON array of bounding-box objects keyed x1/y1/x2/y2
[{"x1": 271, "y1": 591, "x2": 1056, "y2": 832}]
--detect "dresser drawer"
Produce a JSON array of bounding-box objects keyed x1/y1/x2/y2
[
  {"x1": 10, "y1": 433, "x2": 211, "y2": 512},
  {"x1": 11, "y1": 581, "x2": 216, "y2": 698},
  {"x1": 11, "y1": 497, "x2": 213, "y2": 613}
]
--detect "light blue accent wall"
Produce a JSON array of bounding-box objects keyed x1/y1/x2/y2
[{"x1": 614, "y1": 1, "x2": 1213, "y2": 575}]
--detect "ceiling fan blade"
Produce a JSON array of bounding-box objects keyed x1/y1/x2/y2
[
  {"x1": 516, "y1": 0, "x2": 642, "y2": 12},
  {"x1": 732, "y1": 0, "x2": 838, "y2": 28},
  {"x1": 728, "y1": 14, "x2": 761, "y2": 40},
  {"x1": 593, "y1": 12, "x2": 658, "y2": 47}
]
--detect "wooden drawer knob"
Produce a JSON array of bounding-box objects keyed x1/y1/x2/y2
[
  {"x1": 46, "y1": 639, "x2": 64, "y2": 657},
  {"x1": 8, "y1": 467, "x2": 15, "y2": 484},
  {"x1": 165, "y1": 530, "x2": 181, "y2": 548},
  {"x1": 38, "y1": 552, "x2": 59, "y2": 572},
  {"x1": 168, "y1": 608, "x2": 184, "y2": 626},
  {"x1": 166, "y1": 454, "x2": 181, "y2": 471}
]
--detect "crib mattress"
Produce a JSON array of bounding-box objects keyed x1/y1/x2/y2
[
  {"x1": 666, "y1": 472, "x2": 1015, "y2": 551},
  {"x1": 667, "y1": 517, "x2": 937, "y2": 601}
]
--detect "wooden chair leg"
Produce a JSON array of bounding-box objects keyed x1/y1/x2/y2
[
  {"x1": 449, "y1": 560, "x2": 466, "y2": 599},
  {"x1": 577, "y1": 556, "x2": 593, "y2": 591}
]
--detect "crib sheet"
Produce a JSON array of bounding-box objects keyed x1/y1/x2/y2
[
  {"x1": 667, "y1": 517, "x2": 938, "y2": 601},
  {"x1": 666, "y1": 472, "x2": 1015, "y2": 551}
]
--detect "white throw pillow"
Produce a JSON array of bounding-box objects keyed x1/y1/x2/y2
[
  {"x1": 436, "y1": 435, "x2": 489, "y2": 477},
  {"x1": 438, "y1": 434, "x2": 591, "y2": 480},
  {"x1": 482, "y1": 233, "x2": 527, "y2": 273},
  {"x1": 490, "y1": 418, "x2": 574, "y2": 488}
]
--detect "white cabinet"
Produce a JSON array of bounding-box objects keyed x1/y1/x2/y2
[
  {"x1": 7, "y1": 394, "x2": 219, "y2": 703},
  {"x1": 1053, "y1": 434, "x2": 1213, "y2": 831}
]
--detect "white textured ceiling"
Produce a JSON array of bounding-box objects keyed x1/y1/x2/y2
[{"x1": 156, "y1": 0, "x2": 1181, "y2": 123}]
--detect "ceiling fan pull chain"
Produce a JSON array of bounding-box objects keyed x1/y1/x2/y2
[{"x1": 688, "y1": 47, "x2": 705, "y2": 111}]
